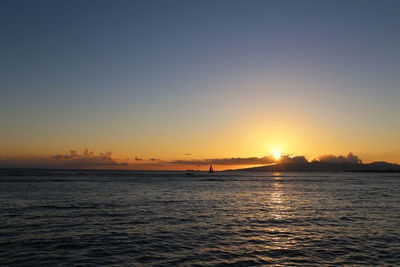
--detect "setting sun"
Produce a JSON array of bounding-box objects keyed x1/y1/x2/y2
[{"x1": 273, "y1": 151, "x2": 281, "y2": 160}]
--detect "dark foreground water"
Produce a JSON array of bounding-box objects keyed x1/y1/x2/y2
[{"x1": 1, "y1": 169, "x2": 400, "y2": 266}]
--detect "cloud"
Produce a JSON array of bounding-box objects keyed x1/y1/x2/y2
[
  {"x1": 0, "y1": 149, "x2": 129, "y2": 169},
  {"x1": 0, "y1": 150, "x2": 366, "y2": 170},
  {"x1": 168, "y1": 156, "x2": 276, "y2": 165},
  {"x1": 168, "y1": 153, "x2": 363, "y2": 167},
  {"x1": 279, "y1": 155, "x2": 308, "y2": 164},
  {"x1": 183, "y1": 153, "x2": 192, "y2": 156},
  {"x1": 315, "y1": 152, "x2": 362, "y2": 164},
  {"x1": 52, "y1": 149, "x2": 127, "y2": 167},
  {"x1": 53, "y1": 149, "x2": 112, "y2": 161}
]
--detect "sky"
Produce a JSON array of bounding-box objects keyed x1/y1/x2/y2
[{"x1": 1, "y1": 0, "x2": 400, "y2": 170}]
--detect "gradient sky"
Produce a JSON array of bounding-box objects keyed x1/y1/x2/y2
[{"x1": 1, "y1": 0, "x2": 400, "y2": 169}]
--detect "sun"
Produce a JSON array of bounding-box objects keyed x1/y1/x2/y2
[{"x1": 273, "y1": 151, "x2": 281, "y2": 160}]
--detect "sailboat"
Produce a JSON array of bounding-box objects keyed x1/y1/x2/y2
[{"x1": 208, "y1": 165, "x2": 214, "y2": 174}]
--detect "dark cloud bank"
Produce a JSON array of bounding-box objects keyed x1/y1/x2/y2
[
  {"x1": 167, "y1": 153, "x2": 360, "y2": 166},
  {"x1": 168, "y1": 156, "x2": 276, "y2": 166},
  {"x1": 0, "y1": 149, "x2": 128, "y2": 169},
  {"x1": 0, "y1": 150, "x2": 399, "y2": 172},
  {"x1": 168, "y1": 152, "x2": 400, "y2": 172},
  {"x1": 236, "y1": 153, "x2": 400, "y2": 172},
  {"x1": 53, "y1": 149, "x2": 128, "y2": 167}
]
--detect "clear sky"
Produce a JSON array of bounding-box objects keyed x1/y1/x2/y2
[{"x1": 1, "y1": 0, "x2": 400, "y2": 169}]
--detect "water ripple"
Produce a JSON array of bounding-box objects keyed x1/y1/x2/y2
[{"x1": 1, "y1": 170, "x2": 400, "y2": 265}]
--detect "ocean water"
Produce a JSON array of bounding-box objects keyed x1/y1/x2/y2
[{"x1": 1, "y1": 169, "x2": 400, "y2": 266}]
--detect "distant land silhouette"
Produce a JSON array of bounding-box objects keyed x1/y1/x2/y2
[
  {"x1": 1, "y1": 150, "x2": 399, "y2": 172},
  {"x1": 235, "y1": 161, "x2": 400, "y2": 172}
]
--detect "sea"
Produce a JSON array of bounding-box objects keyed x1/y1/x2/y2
[{"x1": 1, "y1": 169, "x2": 400, "y2": 266}]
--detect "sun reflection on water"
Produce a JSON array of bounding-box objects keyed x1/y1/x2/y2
[{"x1": 266, "y1": 179, "x2": 296, "y2": 250}]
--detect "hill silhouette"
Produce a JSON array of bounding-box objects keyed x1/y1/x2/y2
[{"x1": 236, "y1": 161, "x2": 400, "y2": 172}]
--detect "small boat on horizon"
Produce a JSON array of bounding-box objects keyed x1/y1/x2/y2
[{"x1": 208, "y1": 165, "x2": 214, "y2": 174}]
